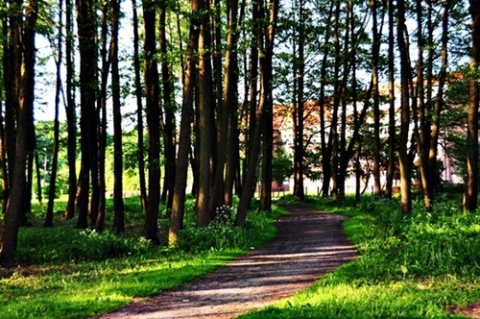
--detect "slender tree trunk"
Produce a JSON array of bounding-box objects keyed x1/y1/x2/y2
[
  {"x1": 371, "y1": 0, "x2": 382, "y2": 197},
  {"x1": 1, "y1": 0, "x2": 37, "y2": 266},
  {"x1": 292, "y1": 0, "x2": 305, "y2": 200},
  {"x1": 429, "y1": 0, "x2": 450, "y2": 200},
  {"x1": 384, "y1": 0, "x2": 396, "y2": 199},
  {"x1": 236, "y1": 0, "x2": 278, "y2": 226},
  {"x1": 64, "y1": 0, "x2": 77, "y2": 219},
  {"x1": 0, "y1": 100, "x2": 8, "y2": 213},
  {"x1": 95, "y1": 2, "x2": 109, "y2": 232},
  {"x1": 159, "y1": 4, "x2": 176, "y2": 211},
  {"x1": 111, "y1": 0, "x2": 125, "y2": 233},
  {"x1": 169, "y1": 4, "x2": 198, "y2": 246},
  {"x1": 464, "y1": 0, "x2": 480, "y2": 212},
  {"x1": 45, "y1": 0, "x2": 64, "y2": 227},
  {"x1": 211, "y1": 0, "x2": 240, "y2": 212},
  {"x1": 330, "y1": 0, "x2": 341, "y2": 200},
  {"x1": 397, "y1": 0, "x2": 412, "y2": 214},
  {"x1": 318, "y1": 3, "x2": 334, "y2": 197},
  {"x1": 131, "y1": 0, "x2": 147, "y2": 212},
  {"x1": 142, "y1": 1, "x2": 161, "y2": 243}
]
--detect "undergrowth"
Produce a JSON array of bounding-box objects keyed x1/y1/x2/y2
[
  {"x1": 241, "y1": 193, "x2": 480, "y2": 319},
  {"x1": 0, "y1": 197, "x2": 285, "y2": 319}
]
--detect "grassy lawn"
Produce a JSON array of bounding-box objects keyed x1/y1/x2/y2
[
  {"x1": 4, "y1": 191, "x2": 480, "y2": 319},
  {"x1": 240, "y1": 193, "x2": 480, "y2": 318},
  {"x1": 0, "y1": 198, "x2": 285, "y2": 319}
]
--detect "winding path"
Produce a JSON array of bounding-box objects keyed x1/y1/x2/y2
[{"x1": 97, "y1": 204, "x2": 357, "y2": 319}]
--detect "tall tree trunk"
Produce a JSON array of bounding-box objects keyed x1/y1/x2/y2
[
  {"x1": 1, "y1": 0, "x2": 37, "y2": 266},
  {"x1": 211, "y1": 0, "x2": 240, "y2": 212},
  {"x1": 224, "y1": 0, "x2": 243, "y2": 207},
  {"x1": 64, "y1": 0, "x2": 77, "y2": 219},
  {"x1": 95, "y1": 2, "x2": 109, "y2": 232},
  {"x1": 464, "y1": 0, "x2": 480, "y2": 212},
  {"x1": 384, "y1": 0, "x2": 396, "y2": 199},
  {"x1": 397, "y1": 0, "x2": 412, "y2": 214},
  {"x1": 131, "y1": 0, "x2": 147, "y2": 212},
  {"x1": 196, "y1": 0, "x2": 216, "y2": 227},
  {"x1": 236, "y1": 0, "x2": 278, "y2": 226},
  {"x1": 318, "y1": 3, "x2": 334, "y2": 197},
  {"x1": 159, "y1": 4, "x2": 176, "y2": 211},
  {"x1": 414, "y1": 0, "x2": 433, "y2": 211},
  {"x1": 330, "y1": 0, "x2": 341, "y2": 200},
  {"x1": 45, "y1": 0, "x2": 64, "y2": 227},
  {"x1": 75, "y1": 0, "x2": 98, "y2": 228},
  {"x1": 111, "y1": 0, "x2": 125, "y2": 233},
  {"x1": 142, "y1": 1, "x2": 161, "y2": 244},
  {"x1": 429, "y1": 0, "x2": 450, "y2": 201},
  {"x1": 371, "y1": 0, "x2": 382, "y2": 197},
  {"x1": 292, "y1": 0, "x2": 305, "y2": 200},
  {"x1": 169, "y1": 3, "x2": 199, "y2": 246}
]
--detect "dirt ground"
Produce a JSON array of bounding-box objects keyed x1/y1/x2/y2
[{"x1": 97, "y1": 204, "x2": 357, "y2": 319}]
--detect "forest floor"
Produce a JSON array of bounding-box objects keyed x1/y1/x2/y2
[{"x1": 96, "y1": 204, "x2": 357, "y2": 319}]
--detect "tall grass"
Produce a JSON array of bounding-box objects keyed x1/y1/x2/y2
[{"x1": 241, "y1": 194, "x2": 480, "y2": 319}]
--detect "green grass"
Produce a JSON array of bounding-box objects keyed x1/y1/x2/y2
[
  {"x1": 240, "y1": 194, "x2": 480, "y2": 319},
  {"x1": 0, "y1": 198, "x2": 286, "y2": 319}
]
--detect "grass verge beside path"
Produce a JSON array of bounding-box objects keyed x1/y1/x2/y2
[
  {"x1": 0, "y1": 203, "x2": 286, "y2": 319},
  {"x1": 241, "y1": 195, "x2": 480, "y2": 319}
]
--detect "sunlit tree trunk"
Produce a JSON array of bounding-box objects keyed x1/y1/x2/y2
[
  {"x1": 292, "y1": 0, "x2": 305, "y2": 200},
  {"x1": 330, "y1": 0, "x2": 341, "y2": 200},
  {"x1": 397, "y1": 0, "x2": 412, "y2": 214},
  {"x1": 64, "y1": 0, "x2": 77, "y2": 219},
  {"x1": 45, "y1": 0, "x2": 64, "y2": 227}
]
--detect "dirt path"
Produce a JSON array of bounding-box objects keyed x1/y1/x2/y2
[{"x1": 97, "y1": 204, "x2": 357, "y2": 319}]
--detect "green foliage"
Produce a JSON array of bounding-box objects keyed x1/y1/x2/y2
[
  {"x1": 176, "y1": 205, "x2": 277, "y2": 253},
  {"x1": 272, "y1": 147, "x2": 293, "y2": 183},
  {"x1": 16, "y1": 228, "x2": 151, "y2": 264}
]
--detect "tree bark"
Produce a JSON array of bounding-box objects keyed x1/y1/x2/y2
[
  {"x1": 464, "y1": 0, "x2": 480, "y2": 212},
  {"x1": 397, "y1": 0, "x2": 412, "y2": 214},
  {"x1": 384, "y1": 0, "x2": 396, "y2": 199},
  {"x1": 111, "y1": 0, "x2": 125, "y2": 233},
  {"x1": 45, "y1": 0, "x2": 64, "y2": 227},
  {"x1": 169, "y1": 1, "x2": 198, "y2": 246},
  {"x1": 236, "y1": 0, "x2": 278, "y2": 226},
  {"x1": 292, "y1": 0, "x2": 305, "y2": 200},
  {"x1": 159, "y1": 4, "x2": 176, "y2": 211},
  {"x1": 131, "y1": 0, "x2": 147, "y2": 212},
  {"x1": 142, "y1": 1, "x2": 161, "y2": 243},
  {"x1": 196, "y1": 0, "x2": 216, "y2": 227},
  {"x1": 1, "y1": 0, "x2": 37, "y2": 266},
  {"x1": 64, "y1": 0, "x2": 77, "y2": 219}
]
